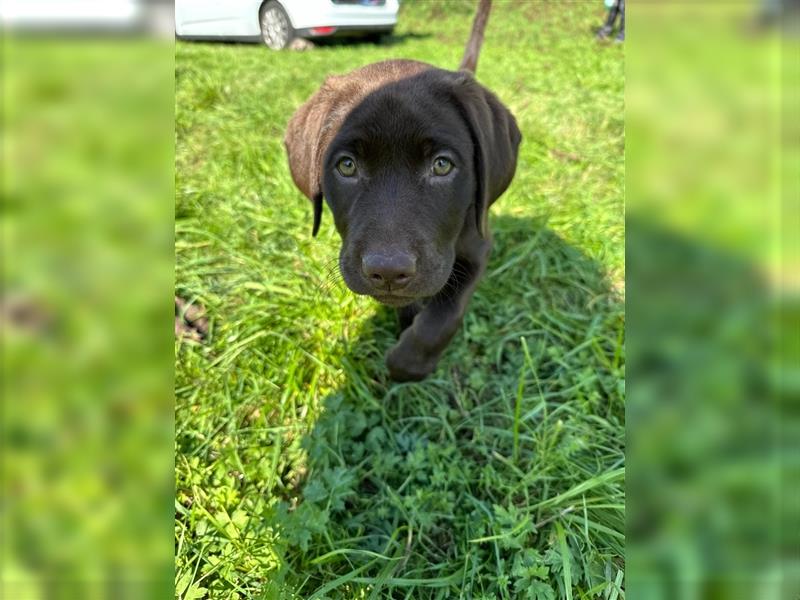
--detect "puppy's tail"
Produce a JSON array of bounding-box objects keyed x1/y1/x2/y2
[{"x1": 459, "y1": 0, "x2": 492, "y2": 74}]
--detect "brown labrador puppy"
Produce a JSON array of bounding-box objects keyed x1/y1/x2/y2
[{"x1": 285, "y1": 0, "x2": 521, "y2": 381}]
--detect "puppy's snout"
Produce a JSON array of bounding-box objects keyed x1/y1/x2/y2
[{"x1": 361, "y1": 252, "x2": 417, "y2": 291}]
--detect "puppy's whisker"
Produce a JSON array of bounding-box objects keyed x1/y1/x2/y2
[{"x1": 312, "y1": 260, "x2": 347, "y2": 301}]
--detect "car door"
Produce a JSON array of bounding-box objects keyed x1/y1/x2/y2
[{"x1": 175, "y1": 0, "x2": 260, "y2": 38}]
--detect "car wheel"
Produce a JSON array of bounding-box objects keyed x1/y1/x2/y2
[{"x1": 259, "y1": 1, "x2": 294, "y2": 50}]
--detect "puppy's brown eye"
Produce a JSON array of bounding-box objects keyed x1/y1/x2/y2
[
  {"x1": 336, "y1": 157, "x2": 357, "y2": 177},
  {"x1": 432, "y1": 157, "x2": 453, "y2": 176}
]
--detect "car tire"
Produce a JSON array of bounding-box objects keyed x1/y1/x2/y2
[{"x1": 259, "y1": 1, "x2": 294, "y2": 50}]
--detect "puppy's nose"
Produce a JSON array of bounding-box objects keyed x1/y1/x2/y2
[{"x1": 361, "y1": 253, "x2": 417, "y2": 290}]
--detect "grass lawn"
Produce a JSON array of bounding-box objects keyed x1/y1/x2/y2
[{"x1": 175, "y1": 2, "x2": 624, "y2": 598}]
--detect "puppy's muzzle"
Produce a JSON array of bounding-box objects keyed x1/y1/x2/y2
[{"x1": 361, "y1": 252, "x2": 417, "y2": 292}]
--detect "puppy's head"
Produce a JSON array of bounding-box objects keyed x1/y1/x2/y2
[{"x1": 285, "y1": 64, "x2": 520, "y2": 307}]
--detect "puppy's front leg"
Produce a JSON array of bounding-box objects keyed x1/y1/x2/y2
[
  {"x1": 387, "y1": 244, "x2": 490, "y2": 382},
  {"x1": 397, "y1": 302, "x2": 423, "y2": 332}
]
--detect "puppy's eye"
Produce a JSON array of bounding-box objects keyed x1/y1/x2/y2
[
  {"x1": 336, "y1": 157, "x2": 357, "y2": 177},
  {"x1": 432, "y1": 156, "x2": 454, "y2": 176}
]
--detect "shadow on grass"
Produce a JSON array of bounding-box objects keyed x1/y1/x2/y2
[
  {"x1": 265, "y1": 215, "x2": 626, "y2": 598},
  {"x1": 313, "y1": 31, "x2": 433, "y2": 49},
  {"x1": 176, "y1": 31, "x2": 432, "y2": 51}
]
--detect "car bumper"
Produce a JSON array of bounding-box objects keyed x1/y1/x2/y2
[
  {"x1": 282, "y1": 0, "x2": 398, "y2": 31},
  {"x1": 295, "y1": 23, "x2": 394, "y2": 38}
]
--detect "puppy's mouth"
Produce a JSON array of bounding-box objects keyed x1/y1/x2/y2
[{"x1": 371, "y1": 293, "x2": 417, "y2": 308}]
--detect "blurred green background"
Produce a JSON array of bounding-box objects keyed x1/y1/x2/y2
[
  {"x1": 626, "y1": 3, "x2": 796, "y2": 599},
  {"x1": 2, "y1": 37, "x2": 175, "y2": 598}
]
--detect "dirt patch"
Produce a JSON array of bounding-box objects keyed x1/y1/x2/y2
[
  {"x1": 175, "y1": 295, "x2": 209, "y2": 342},
  {"x1": 289, "y1": 38, "x2": 315, "y2": 51}
]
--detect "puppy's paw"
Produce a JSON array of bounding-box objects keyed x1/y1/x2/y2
[{"x1": 386, "y1": 341, "x2": 438, "y2": 382}]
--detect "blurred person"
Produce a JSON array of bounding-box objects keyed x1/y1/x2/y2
[
  {"x1": 753, "y1": 0, "x2": 800, "y2": 32},
  {"x1": 597, "y1": 0, "x2": 625, "y2": 42}
]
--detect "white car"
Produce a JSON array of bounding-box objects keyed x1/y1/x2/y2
[
  {"x1": 0, "y1": 1, "x2": 173, "y2": 37},
  {"x1": 175, "y1": 0, "x2": 399, "y2": 49}
]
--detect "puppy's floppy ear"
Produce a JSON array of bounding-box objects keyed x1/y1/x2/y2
[
  {"x1": 450, "y1": 73, "x2": 521, "y2": 238},
  {"x1": 284, "y1": 76, "x2": 345, "y2": 238},
  {"x1": 311, "y1": 192, "x2": 323, "y2": 237}
]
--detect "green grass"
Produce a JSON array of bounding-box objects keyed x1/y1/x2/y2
[{"x1": 175, "y1": 2, "x2": 624, "y2": 598}]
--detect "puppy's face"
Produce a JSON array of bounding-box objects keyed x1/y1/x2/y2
[
  {"x1": 322, "y1": 89, "x2": 476, "y2": 307},
  {"x1": 285, "y1": 63, "x2": 521, "y2": 308}
]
